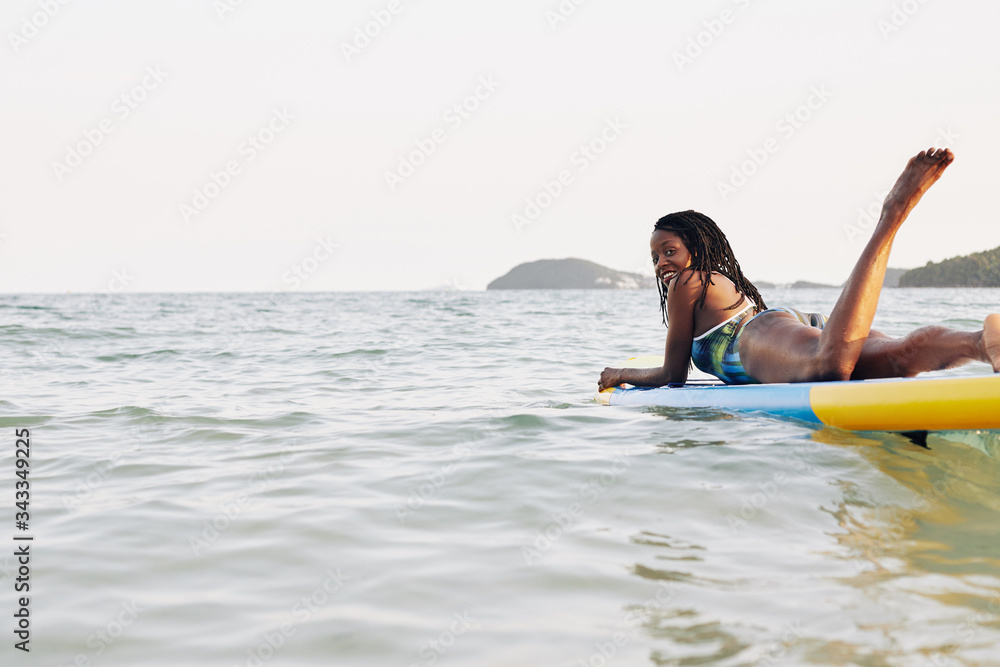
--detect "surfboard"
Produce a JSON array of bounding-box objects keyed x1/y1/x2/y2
[{"x1": 597, "y1": 356, "x2": 1000, "y2": 432}]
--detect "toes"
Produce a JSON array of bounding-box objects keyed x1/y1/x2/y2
[
  {"x1": 933, "y1": 148, "x2": 955, "y2": 170},
  {"x1": 929, "y1": 147, "x2": 953, "y2": 162},
  {"x1": 915, "y1": 147, "x2": 954, "y2": 165}
]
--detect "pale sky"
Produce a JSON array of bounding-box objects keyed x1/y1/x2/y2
[{"x1": 2, "y1": 0, "x2": 998, "y2": 292}]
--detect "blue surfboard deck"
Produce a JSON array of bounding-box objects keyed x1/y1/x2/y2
[
  {"x1": 607, "y1": 382, "x2": 821, "y2": 423},
  {"x1": 597, "y1": 357, "x2": 1000, "y2": 432}
]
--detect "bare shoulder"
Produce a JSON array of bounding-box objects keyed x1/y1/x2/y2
[
  {"x1": 672, "y1": 270, "x2": 750, "y2": 336},
  {"x1": 671, "y1": 269, "x2": 737, "y2": 301},
  {"x1": 669, "y1": 268, "x2": 708, "y2": 296}
]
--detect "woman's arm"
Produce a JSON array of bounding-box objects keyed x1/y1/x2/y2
[
  {"x1": 598, "y1": 271, "x2": 701, "y2": 390},
  {"x1": 599, "y1": 364, "x2": 675, "y2": 390}
]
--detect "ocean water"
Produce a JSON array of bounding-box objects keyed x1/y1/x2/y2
[{"x1": 3, "y1": 288, "x2": 1000, "y2": 666}]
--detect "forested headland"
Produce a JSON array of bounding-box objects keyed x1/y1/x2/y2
[{"x1": 899, "y1": 246, "x2": 1000, "y2": 287}]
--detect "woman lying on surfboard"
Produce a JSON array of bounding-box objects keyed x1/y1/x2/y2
[{"x1": 597, "y1": 148, "x2": 1000, "y2": 390}]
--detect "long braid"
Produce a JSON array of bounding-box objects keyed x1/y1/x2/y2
[{"x1": 653, "y1": 210, "x2": 767, "y2": 327}]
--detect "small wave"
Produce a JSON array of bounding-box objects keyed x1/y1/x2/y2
[
  {"x1": 329, "y1": 347, "x2": 392, "y2": 357},
  {"x1": 0, "y1": 304, "x2": 55, "y2": 311},
  {"x1": 95, "y1": 350, "x2": 180, "y2": 362}
]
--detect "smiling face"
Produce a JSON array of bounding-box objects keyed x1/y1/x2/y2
[{"x1": 650, "y1": 229, "x2": 693, "y2": 285}]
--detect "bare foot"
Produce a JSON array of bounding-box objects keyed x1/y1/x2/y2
[
  {"x1": 983, "y1": 314, "x2": 1000, "y2": 372},
  {"x1": 879, "y1": 148, "x2": 955, "y2": 233}
]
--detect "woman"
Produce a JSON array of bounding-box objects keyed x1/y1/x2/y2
[{"x1": 598, "y1": 148, "x2": 1000, "y2": 390}]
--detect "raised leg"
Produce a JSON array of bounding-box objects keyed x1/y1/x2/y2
[{"x1": 742, "y1": 148, "x2": 956, "y2": 383}]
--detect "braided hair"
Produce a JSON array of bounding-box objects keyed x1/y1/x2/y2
[{"x1": 653, "y1": 210, "x2": 767, "y2": 327}]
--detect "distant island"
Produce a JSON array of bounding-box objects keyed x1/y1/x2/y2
[
  {"x1": 487, "y1": 258, "x2": 655, "y2": 289},
  {"x1": 487, "y1": 259, "x2": 908, "y2": 290},
  {"x1": 763, "y1": 269, "x2": 903, "y2": 290},
  {"x1": 899, "y1": 245, "x2": 1000, "y2": 287}
]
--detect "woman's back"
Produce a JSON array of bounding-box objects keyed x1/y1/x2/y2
[{"x1": 681, "y1": 269, "x2": 752, "y2": 338}]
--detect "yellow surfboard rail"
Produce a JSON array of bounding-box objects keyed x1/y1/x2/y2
[{"x1": 810, "y1": 375, "x2": 1000, "y2": 431}]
